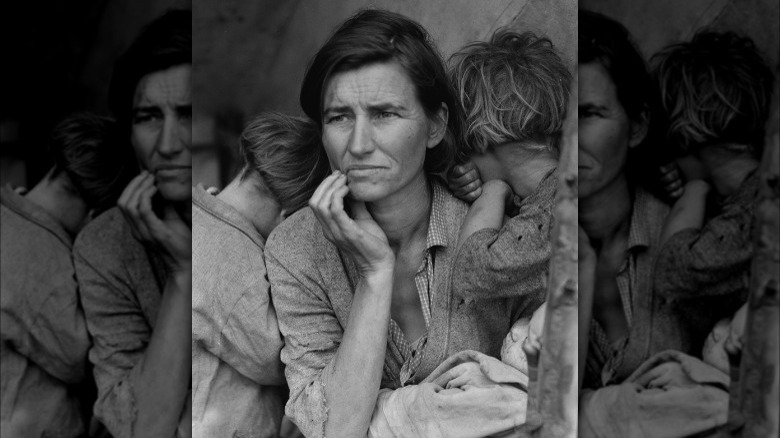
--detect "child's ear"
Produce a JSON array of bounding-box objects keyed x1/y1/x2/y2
[
  {"x1": 629, "y1": 108, "x2": 649, "y2": 149},
  {"x1": 427, "y1": 103, "x2": 449, "y2": 149}
]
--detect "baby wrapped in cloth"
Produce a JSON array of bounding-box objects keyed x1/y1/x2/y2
[
  {"x1": 578, "y1": 304, "x2": 747, "y2": 438},
  {"x1": 368, "y1": 305, "x2": 549, "y2": 438}
]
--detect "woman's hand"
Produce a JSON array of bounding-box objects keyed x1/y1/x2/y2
[
  {"x1": 309, "y1": 171, "x2": 394, "y2": 275},
  {"x1": 434, "y1": 362, "x2": 495, "y2": 389},
  {"x1": 118, "y1": 171, "x2": 192, "y2": 273},
  {"x1": 447, "y1": 160, "x2": 483, "y2": 202}
]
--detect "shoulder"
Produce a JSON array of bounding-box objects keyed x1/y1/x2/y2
[
  {"x1": 192, "y1": 201, "x2": 268, "y2": 301},
  {"x1": 266, "y1": 206, "x2": 330, "y2": 265},
  {"x1": 430, "y1": 177, "x2": 469, "y2": 238},
  {"x1": 73, "y1": 207, "x2": 142, "y2": 266}
]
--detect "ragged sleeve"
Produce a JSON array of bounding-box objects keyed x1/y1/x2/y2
[
  {"x1": 73, "y1": 241, "x2": 149, "y2": 438},
  {"x1": 265, "y1": 232, "x2": 343, "y2": 438},
  {"x1": 451, "y1": 206, "x2": 552, "y2": 301}
]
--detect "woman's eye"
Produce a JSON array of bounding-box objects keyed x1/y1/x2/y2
[
  {"x1": 133, "y1": 113, "x2": 161, "y2": 124},
  {"x1": 326, "y1": 115, "x2": 347, "y2": 124}
]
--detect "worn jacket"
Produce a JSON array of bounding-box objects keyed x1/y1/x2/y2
[
  {"x1": 191, "y1": 186, "x2": 286, "y2": 438},
  {"x1": 653, "y1": 170, "x2": 759, "y2": 356},
  {"x1": 266, "y1": 179, "x2": 522, "y2": 438},
  {"x1": 1, "y1": 186, "x2": 90, "y2": 438},
  {"x1": 451, "y1": 168, "x2": 557, "y2": 317},
  {"x1": 73, "y1": 207, "x2": 187, "y2": 438}
]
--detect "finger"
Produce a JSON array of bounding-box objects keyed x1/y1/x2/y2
[
  {"x1": 658, "y1": 163, "x2": 678, "y2": 176},
  {"x1": 126, "y1": 175, "x2": 155, "y2": 217},
  {"x1": 320, "y1": 173, "x2": 347, "y2": 221},
  {"x1": 466, "y1": 187, "x2": 483, "y2": 202},
  {"x1": 635, "y1": 366, "x2": 662, "y2": 387},
  {"x1": 309, "y1": 172, "x2": 341, "y2": 210},
  {"x1": 330, "y1": 185, "x2": 352, "y2": 225},
  {"x1": 451, "y1": 168, "x2": 481, "y2": 187},
  {"x1": 432, "y1": 367, "x2": 460, "y2": 388},
  {"x1": 309, "y1": 172, "x2": 341, "y2": 224},
  {"x1": 447, "y1": 373, "x2": 475, "y2": 389},
  {"x1": 314, "y1": 173, "x2": 348, "y2": 241},
  {"x1": 665, "y1": 178, "x2": 683, "y2": 191},
  {"x1": 134, "y1": 183, "x2": 158, "y2": 240},
  {"x1": 120, "y1": 173, "x2": 155, "y2": 239},
  {"x1": 448, "y1": 162, "x2": 473, "y2": 178},
  {"x1": 329, "y1": 181, "x2": 354, "y2": 238},
  {"x1": 138, "y1": 185, "x2": 163, "y2": 234},
  {"x1": 118, "y1": 172, "x2": 150, "y2": 208},
  {"x1": 347, "y1": 199, "x2": 372, "y2": 221}
]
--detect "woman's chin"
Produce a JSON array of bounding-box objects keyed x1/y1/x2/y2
[{"x1": 347, "y1": 183, "x2": 388, "y2": 203}]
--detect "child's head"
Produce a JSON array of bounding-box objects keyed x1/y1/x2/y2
[
  {"x1": 48, "y1": 112, "x2": 135, "y2": 215},
  {"x1": 702, "y1": 303, "x2": 748, "y2": 375},
  {"x1": 501, "y1": 302, "x2": 546, "y2": 374},
  {"x1": 653, "y1": 31, "x2": 774, "y2": 158},
  {"x1": 448, "y1": 30, "x2": 571, "y2": 160},
  {"x1": 238, "y1": 112, "x2": 330, "y2": 216}
]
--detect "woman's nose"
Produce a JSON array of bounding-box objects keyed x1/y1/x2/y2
[{"x1": 347, "y1": 117, "x2": 375, "y2": 156}]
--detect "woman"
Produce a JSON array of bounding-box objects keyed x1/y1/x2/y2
[
  {"x1": 73, "y1": 10, "x2": 192, "y2": 438},
  {"x1": 576, "y1": 9, "x2": 673, "y2": 390},
  {"x1": 266, "y1": 10, "x2": 526, "y2": 438}
]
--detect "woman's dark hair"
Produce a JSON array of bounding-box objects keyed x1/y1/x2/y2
[
  {"x1": 300, "y1": 9, "x2": 461, "y2": 174},
  {"x1": 652, "y1": 30, "x2": 774, "y2": 157},
  {"x1": 49, "y1": 113, "x2": 136, "y2": 214},
  {"x1": 107, "y1": 9, "x2": 191, "y2": 131},
  {"x1": 579, "y1": 9, "x2": 670, "y2": 191}
]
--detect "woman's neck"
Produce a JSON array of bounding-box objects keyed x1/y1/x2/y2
[
  {"x1": 366, "y1": 172, "x2": 431, "y2": 250},
  {"x1": 169, "y1": 199, "x2": 192, "y2": 227},
  {"x1": 579, "y1": 174, "x2": 632, "y2": 248}
]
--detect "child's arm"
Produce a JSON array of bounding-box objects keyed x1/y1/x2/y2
[
  {"x1": 660, "y1": 179, "x2": 711, "y2": 246},
  {"x1": 455, "y1": 179, "x2": 512, "y2": 252}
]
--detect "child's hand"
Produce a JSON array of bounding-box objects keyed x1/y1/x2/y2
[
  {"x1": 447, "y1": 160, "x2": 483, "y2": 202},
  {"x1": 658, "y1": 162, "x2": 684, "y2": 200}
]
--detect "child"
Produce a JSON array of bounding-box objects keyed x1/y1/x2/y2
[
  {"x1": 446, "y1": 29, "x2": 569, "y2": 328},
  {"x1": 651, "y1": 30, "x2": 773, "y2": 355},
  {"x1": 191, "y1": 112, "x2": 329, "y2": 438}
]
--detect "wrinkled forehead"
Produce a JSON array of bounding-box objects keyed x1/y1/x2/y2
[
  {"x1": 322, "y1": 61, "x2": 418, "y2": 110},
  {"x1": 577, "y1": 62, "x2": 619, "y2": 106},
  {"x1": 133, "y1": 64, "x2": 192, "y2": 108}
]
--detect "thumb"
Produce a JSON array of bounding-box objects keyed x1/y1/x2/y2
[{"x1": 347, "y1": 199, "x2": 372, "y2": 220}]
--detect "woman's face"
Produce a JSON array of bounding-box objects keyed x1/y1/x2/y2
[
  {"x1": 321, "y1": 61, "x2": 446, "y2": 203},
  {"x1": 131, "y1": 64, "x2": 192, "y2": 204},
  {"x1": 577, "y1": 62, "x2": 645, "y2": 199}
]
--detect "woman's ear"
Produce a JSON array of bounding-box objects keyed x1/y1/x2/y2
[
  {"x1": 629, "y1": 108, "x2": 649, "y2": 149},
  {"x1": 427, "y1": 102, "x2": 449, "y2": 149}
]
